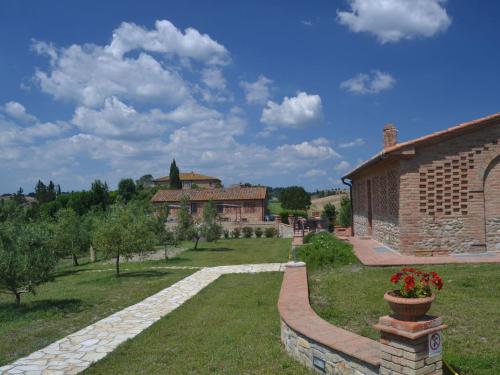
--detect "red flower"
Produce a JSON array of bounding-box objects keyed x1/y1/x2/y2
[
  {"x1": 391, "y1": 272, "x2": 403, "y2": 284},
  {"x1": 404, "y1": 275, "x2": 415, "y2": 290}
]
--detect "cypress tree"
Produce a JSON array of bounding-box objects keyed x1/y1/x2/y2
[{"x1": 169, "y1": 159, "x2": 182, "y2": 189}]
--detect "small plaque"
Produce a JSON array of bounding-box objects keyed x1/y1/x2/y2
[
  {"x1": 312, "y1": 356, "x2": 326, "y2": 372},
  {"x1": 428, "y1": 332, "x2": 443, "y2": 357}
]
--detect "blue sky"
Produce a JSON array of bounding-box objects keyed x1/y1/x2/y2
[{"x1": 1, "y1": 0, "x2": 499, "y2": 193}]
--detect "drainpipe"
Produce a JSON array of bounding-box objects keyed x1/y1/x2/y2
[{"x1": 341, "y1": 177, "x2": 354, "y2": 236}]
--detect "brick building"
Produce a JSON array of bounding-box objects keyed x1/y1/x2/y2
[
  {"x1": 342, "y1": 113, "x2": 500, "y2": 255},
  {"x1": 153, "y1": 171, "x2": 221, "y2": 189},
  {"x1": 151, "y1": 186, "x2": 268, "y2": 223}
]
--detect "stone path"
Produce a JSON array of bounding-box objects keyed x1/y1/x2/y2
[
  {"x1": 350, "y1": 236, "x2": 500, "y2": 266},
  {"x1": 0, "y1": 263, "x2": 285, "y2": 375}
]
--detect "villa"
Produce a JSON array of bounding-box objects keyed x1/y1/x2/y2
[
  {"x1": 153, "y1": 171, "x2": 221, "y2": 189},
  {"x1": 151, "y1": 186, "x2": 268, "y2": 223},
  {"x1": 343, "y1": 113, "x2": 500, "y2": 255}
]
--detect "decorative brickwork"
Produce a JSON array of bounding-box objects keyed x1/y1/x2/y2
[{"x1": 349, "y1": 117, "x2": 500, "y2": 255}]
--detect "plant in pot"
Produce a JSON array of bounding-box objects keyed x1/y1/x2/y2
[{"x1": 385, "y1": 268, "x2": 443, "y2": 321}]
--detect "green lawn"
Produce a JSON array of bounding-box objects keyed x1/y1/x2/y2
[
  {"x1": 84, "y1": 273, "x2": 314, "y2": 375},
  {"x1": 308, "y1": 263, "x2": 500, "y2": 375},
  {"x1": 0, "y1": 264, "x2": 194, "y2": 366},
  {"x1": 268, "y1": 200, "x2": 283, "y2": 215}
]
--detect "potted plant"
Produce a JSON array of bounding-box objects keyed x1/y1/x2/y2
[{"x1": 385, "y1": 267, "x2": 443, "y2": 321}]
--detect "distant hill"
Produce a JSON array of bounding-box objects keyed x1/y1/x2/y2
[{"x1": 308, "y1": 193, "x2": 348, "y2": 216}]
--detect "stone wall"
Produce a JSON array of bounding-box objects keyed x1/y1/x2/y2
[{"x1": 281, "y1": 320, "x2": 378, "y2": 375}]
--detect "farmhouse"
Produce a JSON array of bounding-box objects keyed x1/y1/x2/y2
[
  {"x1": 151, "y1": 186, "x2": 268, "y2": 223},
  {"x1": 342, "y1": 113, "x2": 500, "y2": 255},
  {"x1": 153, "y1": 172, "x2": 221, "y2": 189}
]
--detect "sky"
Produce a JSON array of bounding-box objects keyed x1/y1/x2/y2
[{"x1": 0, "y1": 0, "x2": 499, "y2": 193}]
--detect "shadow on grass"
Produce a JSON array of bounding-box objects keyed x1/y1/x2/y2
[
  {"x1": 119, "y1": 270, "x2": 171, "y2": 278},
  {"x1": 53, "y1": 268, "x2": 85, "y2": 278},
  {"x1": 190, "y1": 247, "x2": 234, "y2": 252},
  {"x1": 0, "y1": 298, "x2": 83, "y2": 319}
]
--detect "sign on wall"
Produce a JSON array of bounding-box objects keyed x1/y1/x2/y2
[{"x1": 428, "y1": 332, "x2": 443, "y2": 357}]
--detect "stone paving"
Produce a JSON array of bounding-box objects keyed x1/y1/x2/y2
[
  {"x1": 0, "y1": 263, "x2": 285, "y2": 375},
  {"x1": 350, "y1": 236, "x2": 500, "y2": 266}
]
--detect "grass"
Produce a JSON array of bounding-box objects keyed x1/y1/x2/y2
[
  {"x1": 0, "y1": 263, "x2": 194, "y2": 366},
  {"x1": 308, "y1": 263, "x2": 500, "y2": 375},
  {"x1": 84, "y1": 273, "x2": 314, "y2": 375},
  {"x1": 268, "y1": 200, "x2": 283, "y2": 215}
]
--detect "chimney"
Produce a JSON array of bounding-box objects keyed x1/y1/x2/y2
[{"x1": 383, "y1": 123, "x2": 398, "y2": 149}]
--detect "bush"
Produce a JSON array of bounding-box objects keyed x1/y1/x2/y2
[
  {"x1": 264, "y1": 227, "x2": 277, "y2": 238},
  {"x1": 303, "y1": 231, "x2": 316, "y2": 244},
  {"x1": 337, "y1": 197, "x2": 352, "y2": 227},
  {"x1": 297, "y1": 232, "x2": 358, "y2": 269},
  {"x1": 223, "y1": 229, "x2": 230, "y2": 239},
  {"x1": 254, "y1": 227, "x2": 263, "y2": 238},
  {"x1": 279, "y1": 209, "x2": 308, "y2": 224},
  {"x1": 231, "y1": 227, "x2": 241, "y2": 238},
  {"x1": 242, "y1": 226, "x2": 253, "y2": 238}
]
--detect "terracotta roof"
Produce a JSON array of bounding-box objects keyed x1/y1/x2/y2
[
  {"x1": 151, "y1": 186, "x2": 267, "y2": 203},
  {"x1": 343, "y1": 112, "x2": 500, "y2": 179},
  {"x1": 154, "y1": 172, "x2": 221, "y2": 183}
]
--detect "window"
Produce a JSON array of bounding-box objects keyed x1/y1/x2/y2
[
  {"x1": 191, "y1": 202, "x2": 197, "y2": 213},
  {"x1": 217, "y1": 203, "x2": 224, "y2": 214}
]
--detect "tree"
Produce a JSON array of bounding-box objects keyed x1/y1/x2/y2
[
  {"x1": 90, "y1": 180, "x2": 109, "y2": 210},
  {"x1": 158, "y1": 226, "x2": 178, "y2": 260},
  {"x1": 201, "y1": 200, "x2": 222, "y2": 243},
  {"x1": 52, "y1": 208, "x2": 90, "y2": 266},
  {"x1": 13, "y1": 187, "x2": 25, "y2": 204},
  {"x1": 337, "y1": 197, "x2": 352, "y2": 227},
  {"x1": 169, "y1": 159, "x2": 182, "y2": 189},
  {"x1": 35, "y1": 180, "x2": 48, "y2": 203},
  {"x1": 118, "y1": 178, "x2": 137, "y2": 203},
  {"x1": 92, "y1": 205, "x2": 156, "y2": 276},
  {"x1": 321, "y1": 203, "x2": 336, "y2": 220},
  {"x1": 47, "y1": 181, "x2": 57, "y2": 202},
  {"x1": 136, "y1": 174, "x2": 154, "y2": 189},
  {"x1": 279, "y1": 186, "x2": 311, "y2": 210},
  {"x1": 175, "y1": 196, "x2": 202, "y2": 249},
  {"x1": 0, "y1": 223, "x2": 57, "y2": 305}
]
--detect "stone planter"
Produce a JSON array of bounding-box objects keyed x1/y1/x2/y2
[{"x1": 384, "y1": 291, "x2": 435, "y2": 321}]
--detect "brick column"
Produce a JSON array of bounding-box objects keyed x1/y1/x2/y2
[{"x1": 374, "y1": 316, "x2": 447, "y2": 375}]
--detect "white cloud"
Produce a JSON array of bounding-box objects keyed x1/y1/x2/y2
[
  {"x1": 261, "y1": 92, "x2": 322, "y2": 128},
  {"x1": 202, "y1": 67, "x2": 226, "y2": 90},
  {"x1": 105, "y1": 20, "x2": 229, "y2": 65},
  {"x1": 335, "y1": 160, "x2": 352, "y2": 171},
  {"x1": 340, "y1": 70, "x2": 395, "y2": 94},
  {"x1": 35, "y1": 44, "x2": 190, "y2": 107},
  {"x1": 3, "y1": 101, "x2": 37, "y2": 123},
  {"x1": 339, "y1": 138, "x2": 365, "y2": 148},
  {"x1": 71, "y1": 97, "x2": 172, "y2": 139},
  {"x1": 304, "y1": 169, "x2": 327, "y2": 177},
  {"x1": 240, "y1": 75, "x2": 273, "y2": 105},
  {"x1": 277, "y1": 139, "x2": 340, "y2": 159},
  {"x1": 337, "y1": 0, "x2": 451, "y2": 43}
]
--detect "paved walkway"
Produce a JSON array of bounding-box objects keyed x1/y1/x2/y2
[
  {"x1": 0, "y1": 263, "x2": 285, "y2": 375},
  {"x1": 349, "y1": 236, "x2": 500, "y2": 266}
]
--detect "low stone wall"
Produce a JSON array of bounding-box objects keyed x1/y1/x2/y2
[
  {"x1": 278, "y1": 263, "x2": 380, "y2": 375},
  {"x1": 279, "y1": 223, "x2": 294, "y2": 238}
]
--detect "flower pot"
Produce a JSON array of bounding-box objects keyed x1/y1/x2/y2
[{"x1": 384, "y1": 291, "x2": 435, "y2": 321}]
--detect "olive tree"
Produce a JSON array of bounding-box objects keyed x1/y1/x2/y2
[
  {"x1": 0, "y1": 223, "x2": 57, "y2": 305},
  {"x1": 52, "y1": 208, "x2": 90, "y2": 266},
  {"x1": 92, "y1": 205, "x2": 156, "y2": 276},
  {"x1": 201, "y1": 200, "x2": 222, "y2": 242}
]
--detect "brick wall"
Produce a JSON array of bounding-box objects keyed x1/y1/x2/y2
[
  {"x1": 399, "y1": 124, "x2": 500, "y2": 254},
  {"x1": 484, "y1": 156, "x2": 500, "y2": 251}
]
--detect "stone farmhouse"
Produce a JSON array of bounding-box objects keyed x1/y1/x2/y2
[
  {"x1": 153, "y1": 172, "x2": 221, "y2": 189},
  {"x1": 151, "y1": 186, "x2": 268, "y2": 223},
  {"x1": 342, "y1": 113, "x2": 500, "y2": 255}
]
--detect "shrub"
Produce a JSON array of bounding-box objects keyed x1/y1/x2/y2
[
  {"x1": 254, "y1": 227, "x2": 263, "y2": 238},
  {"x1": 223, "y1": 229, "x2": 230, "y2": 239},
  {"x1": 231, "y1": 227, "x2": 241, "y2": 238},
  {"x1": 337, "y1": 197, "x2": 352, "y2": 227},
  {"x1": 303, "y1": 231, "x2": 315, "y2": 244},
  {"x1": 297, "y1": 232, "x2": 358, "y2": 269},
  {"x1": 242, "y1": 226, "x2": 253, "y2": 238},
  {"x1": 279, "y1": 209, "x2": 308, "y2": 224},
  {"x1": 264, "y1": 227, "x2": 277, "y2": 238}
]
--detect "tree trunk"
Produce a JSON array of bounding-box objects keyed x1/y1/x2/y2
[
  {"x1": 15, "y1": 292, "x2": 21, "y2": 306},
  {"x1": 164, "y1": 244, "x2": 168, "y2": 260},
  {"x1": 115, "y1": 253, "x2": 120, "y2": 277},
  {"x1": 194, "y1": 237, "x2": 199, "y2": 250},
  {"x1": 90, "y1": 245, "x2": 96, "y2": 262},
  {"x1": 72, "y1": 253, "x2": 79, "y2": 266}
]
